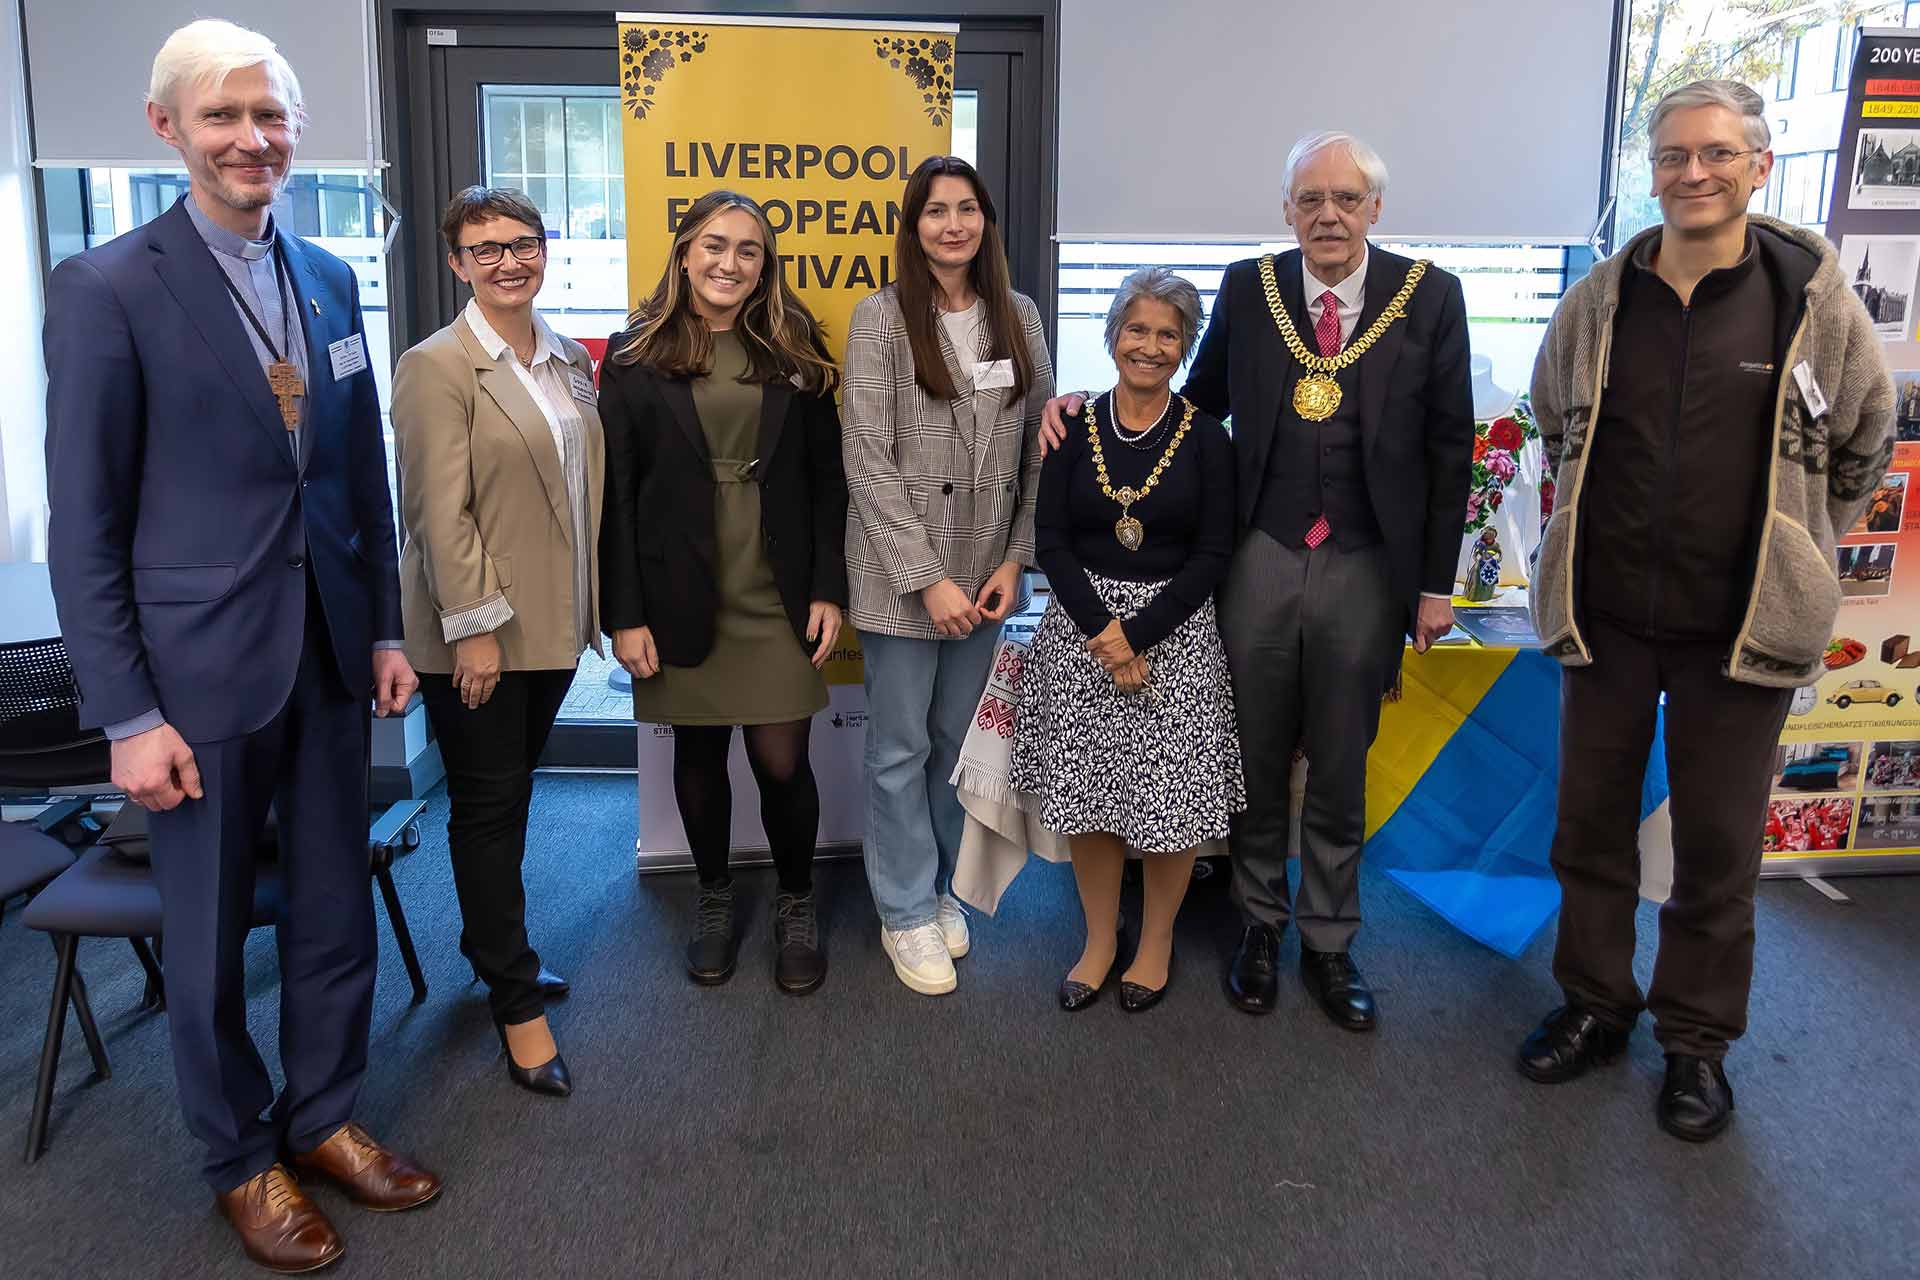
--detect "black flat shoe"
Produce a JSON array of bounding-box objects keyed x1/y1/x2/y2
[
  {"x1": 686, "y1": 882, "x2": 738, "y2": 985},
  {"x1": 1657, "y1": 1054, "x2": 1735, "y2": 1142},
  {"x1": 1058, "y1": 977, "x2": 1102, "y2": 1011},
  {"x1": 537, "y1": 967, "x2": 570, "y2": 999},
  {"x1": 1300, "y1": 946, "x2": 1376, "y2": 1032},
  {"x1": 1119, "y1": 979, "x2": 1167, "y2": 1013},
  {"x1": 1227, "y1": 923, "x2": 1281, "y2": 1014},
  {"x1": 494, "y1": 1021, "x2": 572, "y2": 1098},
  {"x1": 1517, "y1": 1004, "x2": 1632, "y2": 1084}
]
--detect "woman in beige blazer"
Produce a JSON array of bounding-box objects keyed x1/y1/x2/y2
[{"x1": 391, "y1": 187, "x2": 603, "y2": 1098}]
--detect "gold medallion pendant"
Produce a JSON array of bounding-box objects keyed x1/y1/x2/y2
[
  {"x1": 1087, "y1": 396, "x2": 1197, "y2": 553},
  {"x1": 1293, "y1": 373, "x2": 1342, "y2": 422},
  {"x1": 1115, "y1": 514, "x2": 1145, "y2": 551}
]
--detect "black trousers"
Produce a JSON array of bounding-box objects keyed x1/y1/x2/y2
[
  {"x1": 1550, "y1": 615, "x2": 1792, "y2": 1059},
  {"x1": 420, "y1": 668, "x2": 572, "y2": 1027},
  {"x1": 148, "y1": 583, "x2": 372, "y2": 1192}
]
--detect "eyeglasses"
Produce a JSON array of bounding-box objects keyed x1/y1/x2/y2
[
  {"x1": 459, "y1": 236, "x2": 546, "y2": 265},
  {"x1": 1652, "y1": 146, "x2": 1760, "y2": 171},
  {"x1": 1291, "y1": 190, "x2": 1372, "y2": 215}
]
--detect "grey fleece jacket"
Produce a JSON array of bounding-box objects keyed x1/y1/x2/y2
[{"x1": 1529, "y1": 214, "x2": 1894, "y2": 688}]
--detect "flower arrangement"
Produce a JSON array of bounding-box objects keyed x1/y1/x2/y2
[{"x1": 1464, "y1": 395, "x2": 1539, "y2": 536}]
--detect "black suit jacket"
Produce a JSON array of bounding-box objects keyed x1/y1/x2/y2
[
  {"x1": 597, "y1": 348, "x2": 849, "y2": 668},
  {"x1": 1183, "y1": 244, "x2": 1475, "y2": 625}
]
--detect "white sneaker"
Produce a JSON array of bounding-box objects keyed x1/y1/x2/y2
[
  {"x1": 935, "y1": 894, "x2": 971, "y2": 958},
  {"x1": 881, "y1": 922, "x2": 957, "y2": 995}
]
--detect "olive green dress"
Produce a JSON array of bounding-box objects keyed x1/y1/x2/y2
[{"x1": 630, "y1": 330, "x2": 828, "y2": 726}]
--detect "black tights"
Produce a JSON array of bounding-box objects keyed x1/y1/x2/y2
[{"x1": 671, "y1": 719, "x2": 819, "y2": 893}]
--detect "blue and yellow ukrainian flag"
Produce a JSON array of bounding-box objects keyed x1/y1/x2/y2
[{"x1": 1362, "y1": 647, "x2": 1670, "y2": 957}]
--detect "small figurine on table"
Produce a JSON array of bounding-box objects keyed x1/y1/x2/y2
[{"x1": 1465, "y1": 526, "x2": 1502, "y2": 603}]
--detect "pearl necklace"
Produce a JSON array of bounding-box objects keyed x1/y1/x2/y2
[{"x1": 1108, "y1": 389, "x2": 1174, "y2": 450}]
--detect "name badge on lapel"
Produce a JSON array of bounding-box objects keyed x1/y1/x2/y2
[
  {"x1": 567, "y1": 366, "x2": 598, "y2": 405},
  {"x1": 971, "y1": 358, "x2": 1015, "y2": 390},
  {"x1": 327, "y1": 334, "x2": 368, "y2": 381}
]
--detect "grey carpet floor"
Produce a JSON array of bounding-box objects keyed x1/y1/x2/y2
[{"x1": 0, "y1": 773, "x2": 1915, "y2": 1279}]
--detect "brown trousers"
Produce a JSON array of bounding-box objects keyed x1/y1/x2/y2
[{"x1": 1550, "y1": 615, "x2": 1792, "y2": 1059}]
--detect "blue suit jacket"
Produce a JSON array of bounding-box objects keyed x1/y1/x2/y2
[{"x1": 44, "y1": 198, "x2": 403, "y2": 743}]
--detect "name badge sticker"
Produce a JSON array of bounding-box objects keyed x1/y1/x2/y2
[
  {"x1": 972, "y1": 358, "x2": 1016, "y2": 390},
  {"x1": 1792, "y1": 361, "x2": 1830, "y2": 418},
  {"x1": 567, "y1": 366, "x2": 598, "y2": 404},
  {"x1": 328, "y1": 334, "x2": 368, "y2": 381}
]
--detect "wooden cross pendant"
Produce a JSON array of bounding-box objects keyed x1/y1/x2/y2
[{"x1": 266, "y1": 360, "x2": 304, "y2": 430}]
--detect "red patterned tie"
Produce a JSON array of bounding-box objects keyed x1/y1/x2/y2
[{"x1": 1304, "y1": 290, "x2": 1340, "y2": 549}]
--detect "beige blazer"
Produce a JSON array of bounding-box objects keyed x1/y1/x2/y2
[{"x1": 390, "y1": 314, "x2": 605, "y2": 674}]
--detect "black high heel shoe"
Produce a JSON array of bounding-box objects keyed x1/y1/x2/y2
[{"x1": 494, "y1": 1019, "x2": 573, "y2": 1097}]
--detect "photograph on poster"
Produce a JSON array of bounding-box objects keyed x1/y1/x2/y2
[
  {"x1": 1837, "y1": 235, "x2": 1919, "y2": 338},
  {"x1": 1771, "y1": 741, "x2": 1863, "y2": 792},
  {"x1": 1875, "y1": 630, "x2": 1920, "y2": 668},
  {"x1": 1851, "y1": 473, "x2": 1908, "y2": 535},
  {"x1": 1764, "y1": 796, "x2": 1855, "y2": 853},
  {"x1": 1864, "y1": 739, "x2": 1920, "y2": 791},
  {"x1": 1838, "y1": 541, "x2": 1897, "y2": 597},
  {"x1": 1850, "y1": 128, "x2": 1920, "y2": 209},
  {"x1": 1895, "y1": 372, "x2": 1920, "y2": 442},
  {"x1": 1853, "y1": 792, "x2": 1920, "y2": 850}
]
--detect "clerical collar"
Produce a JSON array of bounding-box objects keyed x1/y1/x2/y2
[{"x1": 184, "y1": 193, "x2": 276, "y2": 263}]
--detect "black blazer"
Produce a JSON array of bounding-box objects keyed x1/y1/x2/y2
[
  {"x1": 1184, "y1": 245, "x2": 1475, "y2": 619},
  {"x1": 597, "y1": 345, "x2": 849, "y2": 668}
]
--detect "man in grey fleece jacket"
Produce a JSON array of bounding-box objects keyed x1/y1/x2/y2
[{"x1": 1519, "y1": 81, "x2": 1893, "y2": 1142}]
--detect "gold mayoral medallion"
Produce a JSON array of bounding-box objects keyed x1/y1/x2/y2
[
  {"x1": 1257, "y1": 255, "x2": 1430, "y2": 424},
  {"x1": 1087, "y1": 394, "x2": 1197, "y2": 550}
]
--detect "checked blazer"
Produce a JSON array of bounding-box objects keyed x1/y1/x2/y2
[{"x1": 841, "y1": 283, "x2": 1052, "y2": 639}]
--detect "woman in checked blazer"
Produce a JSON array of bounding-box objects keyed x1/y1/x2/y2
[{"x1": 842, "y1": 155, "x2": 1053, "y2": 996}]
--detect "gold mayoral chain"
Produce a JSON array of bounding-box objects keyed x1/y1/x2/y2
[
  {"x1": 1087, "y1": 392, "x2": 1197, "y2": 551},
  {"x1": 1257, "y1": 255, "x2": 1430, "y2": 423}
]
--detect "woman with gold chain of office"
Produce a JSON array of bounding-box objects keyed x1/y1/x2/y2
[{"x1": 1009, "y1": 267, "x2": 1244, "y2": 1014}]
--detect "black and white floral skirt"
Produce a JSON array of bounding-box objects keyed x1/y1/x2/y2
[{"x1": 1009, "y1": 572, "x2": 1246, "y2": 853}]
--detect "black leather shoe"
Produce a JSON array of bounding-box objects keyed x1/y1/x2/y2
[
  {"x1": 1058, "y1": 977, "x2": 1102, "y2": 1011},
  {"x1": 1517, "y1": 1004, "x2": 1631, "y2": 1084},
  {"x1": 685, "y1": 882, "x2": 738, "y2": 985},
  {"x1": 1120, "y1": 978, "x2": 1167, "y2": 1013},
  {"x1": 772, "y1": 892, "x2": 825, "y2": 995},
  {"x1": 1227, "y1": 923, "x2": 1281, "y2": 1014},
  {"x1": 1300, "y1": 947, "x2": 1376, "y2": 1031},
  {"x1": 537, "y1": 967, "x2": 569, "y2": 999},
  {"x1": 1657, "y1": 1054, "x2": 1735, "y2": 1142},
  {"x1": 494, "y1": 1021, "x2": 572, "y2": 1098}
]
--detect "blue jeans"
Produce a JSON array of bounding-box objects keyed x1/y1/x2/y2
[{"x1": 861, "y1": 625, "x2": 1002, "y2": 930}]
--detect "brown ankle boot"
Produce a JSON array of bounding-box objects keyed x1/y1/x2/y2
[{"x1": 215, "y1": 1163, "x2": 343, "y2": 1274}]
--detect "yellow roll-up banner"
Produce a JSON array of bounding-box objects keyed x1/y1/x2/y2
[{"x1": 616, "y1": 13, "x2": 958, "y2": 361}]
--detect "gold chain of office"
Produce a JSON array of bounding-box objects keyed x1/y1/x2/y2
[
  {"x1": 1258, "y1": 254, "x2": 1430, "y2": 422},
  {"x1": 1087, "y1": 393, "x2": 1197, "y2": 551}
]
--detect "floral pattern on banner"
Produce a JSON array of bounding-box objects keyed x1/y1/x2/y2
[
  {"x1": 1465, "y1": 394, "x2": 1539, "y2": 536},
  {"x1": 621, "y1": 26, "x2": 711, "y2": 121},
  {"x1": 874, "y1": 35, "x2": 955, "y2": 125}
]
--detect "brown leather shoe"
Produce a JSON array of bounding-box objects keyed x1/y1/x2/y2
[
  {"x1": 215, "y1": 1164, "x2": 343, "y2": 1274},
  {"x1": 288, "y1": 1123, "x2": 442, "y2": 1212}
]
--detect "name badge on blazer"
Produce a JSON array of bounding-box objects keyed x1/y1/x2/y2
[
  {"x1": 972, "y1": 358, "x2": 1016, "y2": 390},
  {"x1": 566, "y1": 366, "x2": 597, "y2": 405},
  {"x1": 327, "y1": 334, "x2": 368, "y2": 380}
]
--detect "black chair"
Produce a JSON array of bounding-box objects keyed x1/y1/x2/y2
[
  {"x1": 20, "y1": 797, "x2": 429, "y2": 1162},
  {"x1": 1, "y1": 822, "x2": 112, "y2": 1123}
]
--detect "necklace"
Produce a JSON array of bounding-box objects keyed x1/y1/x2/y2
[
  {"x1": 1258, "y1": 255, "x2": 1429, "y2": 421},
  {"x1": 1087, "y1": 393, "x2": 1195, "y2": 551},
  {"x1": 1109, "y1": 389, "x2": 1174, "y2": 450}
]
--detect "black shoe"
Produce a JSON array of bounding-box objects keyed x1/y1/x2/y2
[
  {"x1": 686, "y1": 882, "x2": 738, "y2": 985},
  {"x1": 1227, "y1": 923, "x2": 1281, "y2": 1014},
  {"x1": 1517, "y1": 1004, "x2": 1631, "y2": 1084},
  {"x1": 536, "y1": 967, "x2": 570, "y2": 999},
  {"x1": 1300, "y1": 947, "x2": 1376, "y2": 1031},
  {"x1": 494, "y1": 1020, "x2": 572, "y2": 1098},
  {"x1": 772, "y1": 892, "x2": 825, "y2": 995},
  {"x1": 1657, "y1": 1054, "x2": 1735, "y2": 1142},
  {"x1": 1120, "y1": 977, "x2": 1167, "y2": 1013}
]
